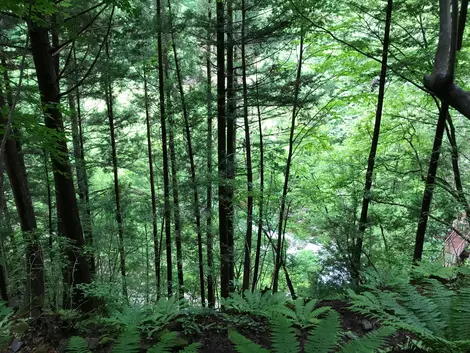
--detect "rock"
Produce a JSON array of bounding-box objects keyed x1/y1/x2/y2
[
  {"x1": 57, "y1": 339, "x2": 69, "y2": 353},
  {"x1": 10, "y1": 339, "x2": 23, "y2": 353},
  {"x1": 87, "y1": 337, "x2": 100, "y2": 350},
  {"x1": 12, "y1": 322, "x2": 29, "y2": 335},
  {"x1": 99, "y1": 336, "x2": 114, "y2": 345},
  {"x1": 361, "y1": 319, "x2": 373, "y2": 331}
]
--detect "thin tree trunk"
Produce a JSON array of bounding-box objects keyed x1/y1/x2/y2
[
  {"x1": 241, "y1": 0, "x2": 253, "y2": 292},
  {"x1": 0, "y1": 185, "x2": 9, "y2": 303},
  {"x1": 354, "y1": 0, "x2": 393, "y2": 283},
  {"x1": 216, "y1": 0, "x2": 230, "y2": 299},
  {"x1": 156, "y1": 0, "x2": 173, "y2": 297},
  {"x1": 105, "y1": 41, "x2": 127, "y2": 299},
  {"x1": 272, "y1": 35, "x2": 304, "y2": 293},
  {"x1": 457, "y1": 0, "x2": 468, "y2": 51},
  {"x1": 226, "y1": 0, "x2": 236, "y2": 291},
  {"x1": 144, "y1": 66, "x2": 160, "y2": 299},
  {"x1": 68, "y1": 89, "x2": 94, "y2": 275},
  {"x1": 167, "y1": 0, "x2": 205, "y2": 305},
  {"x1": 206, "y1": 0, "x2": 215, "y2": 308},
  {"x1": 168, "y1": 118, "x2": 184, "y2": 300},
  {"x1": 413, "y1": 103, "x2": 449, "y2": 262},
  {"x1": 252, "y1": 73, "x2": 264, "y2": 291},
  {"x1": 445, "y1": 114, "x2": 470, "y2": 219}
]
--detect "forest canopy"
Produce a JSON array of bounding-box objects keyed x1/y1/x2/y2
[{"x1": 1, "y1": 0, "x2": 470, "y2": 351}]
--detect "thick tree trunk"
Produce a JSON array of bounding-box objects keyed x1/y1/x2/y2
[
  {"x1": 241, "y1": 0, "x2": 253, "y2": 292},
  {"x1": 156, "y1": 0, "x2": 173, "y2": 298},
  {"x1": 167, "y1": 0, "x2": 205, "y2": 304},
  {"x1": 273, "y1": 35, "x2": 304, "y2": 293},
  {"x1": 354, "y1": 0, "x2": 393, "y2": 283},
  {"x1": 1, "y1": 92, "x2": 44, "y2": 316},
  {"x1": 143, "y1": 66, "x2": 160, "y2": 299},
  {"x1": 28, "y1": 16, "x2": 92, "y2": 311},
  {"x1": 216, "y1": 0, "x2": 230, "y2": 299},
  {"x1": 413, "y1": 103, "x2": 449, "y2": 262},
  {"x1": 252, "y1": 75, "x2": 264, "y2": 292},
  {"x1": 206, "y1": 0, "x2": 215, "y2": 308}
]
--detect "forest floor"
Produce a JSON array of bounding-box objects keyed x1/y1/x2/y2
[{"x1": 4, "y1": 300, "x2": 421, "y2": 353}]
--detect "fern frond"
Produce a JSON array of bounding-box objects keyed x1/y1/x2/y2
[
  {"x1": 147, "y1": 331, "x2": 177, "y2": 353},
  {"x1": 111, "y1": 325, "x2": 141, "y2": 353},
  {"x1": 66, "y1": 336, "x2": 91, "y2": 353},
  {"x1": 304, "y1": 310, "x2": 340, "y2": 353},
  {"x1": 338, "y1": 326, "x2": 395, "y2": 353},
  {"x1": 270, "y1": 314, "x2": 299, "y2": 353},
  {"x1": 229, "y1": 329, "x2": 270, "y2": 353},
  {"x1": 179, "y1": 342, "x2": 201, "y2": 353}
]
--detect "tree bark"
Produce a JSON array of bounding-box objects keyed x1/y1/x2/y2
[
  {"x1": 28, "y1": 14, "x2": 92, "y2": 311},
  {"x1": 156, "y1": 0, "x2": 173, "y2": 298},
  {"x1": 206, "y1": 0, "x2": 215, "y2": 308},
  {"x1": 354, "y1": 0, "x2": 393, "y2": 283},
  {"x1": 1, "y1": 89, "x2": 44, "y2": 317},
  {"x1": 413, "y1": 103, "x2": 449, "y2": 262},
  {"x1": 241, "y1": 0, "x2": 253, "y2": 292},
  {"x1": 252, "y1": 73, "x2": 264, "y2": 292},
  {"x1": 272, "y1": 35, "x2": 304, "y2": 293},
  {"x1": 217, "y1": 0, "x2": 230, "y2": 299},
  {"x1": 105, "y1": 40, "x2": 127, "y2": 299},
  {"x1": 167, "y1": 0, "x2": 205, "y2": 305},
  {"x1": 143, "y1": 66, "x2": 160, "y2": 299},
  {"x1": 226, "y1": 0, "x2": 236, "y2": 291}
]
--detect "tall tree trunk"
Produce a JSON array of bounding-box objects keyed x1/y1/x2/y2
[
  {"x1": 69, "y1": 48, "x2": 95, "y2": 274},
  {"x1": 226, "y1": 0, "x2": 236, "y2": 291},
  {"x1": 354, "y1": 0, "x2": 393, "y2": 283},
  {"x1": 167, "y1": 0, "x2": 205, "y2": 305},
  {"x1": 413, "y1": 104, "x2": 449, "y2": 262},
  {"x1": 445, "y1": 114, "x2": 470, "y2": 219},
  {"x1": 105, "y1": 43, "x2": 127, "y2": 298},
  {"x1": 206, "y1": 0, "x2": 215, "y2": 308},
  {"x1": 241, "y1": 0, "x2": 253, "y2": 292},
  {"x1": 156, "y1": 0, "x2": 173, "y2": 298},
  {"x1": 28, "y1": 15, "x2": 92, "y2": 311},
  {"x1": 252, "y1": 74, "x2": 264, "y2": 292},
  {"x1": 168, "y1": 118, "x2": 184, "y2": 300},
  {"x1": 144, "y1": 66, "x2": 160, "y2": 299},
  {"x1": 217, "y1": 0, "x2": 230, "y2": 299},
  {"x1": 272, "y1": 35, "x2": 304, "y2": 293},
  {"x1": 1, "y1": 90, "x2": 44, "y2": 317},
  {"x1": 0, "y1": 181, "x2": 10, "y2": 303}
]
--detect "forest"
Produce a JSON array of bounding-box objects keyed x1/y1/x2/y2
[{"x1": 1, "y1": 0, "x2": 470, "y2": 351}]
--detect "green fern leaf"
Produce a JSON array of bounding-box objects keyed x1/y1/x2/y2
[
  {"x1": 66, "y1": 336, "x2": 91, "y2": 353},
  {"x1": 112, "y1": 325, "x2": 141, "y2": 353},
  {"x1": 305, "y1": 310, "x2": 340, "y2": 353},
  {"x1": 179, "y1": 342, "x2": 201, "y2": 353},
  {"x1": 147, "y1": 331, "x2": 178, "y2": 353},
  {"x1": 270, "y1": 314, "x2": 300, "y2": 353},
  {"x1": 338, "y1": 326, "x2": 395, "y2": 353},
  {"x1": 229, "y1": 329, "x2": 270, "y2": 353}
]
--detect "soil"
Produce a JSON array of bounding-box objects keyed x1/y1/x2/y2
[{"x1": 2, "y1": 300, "x2": 424, "y2": 353}]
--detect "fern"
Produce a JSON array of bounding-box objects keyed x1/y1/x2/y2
[
  {"x1": 229, "y1": 308, "x2": 393, "y2": 353},
  {"x1": 284, "y1": 298, "x2": 331, "y2": 329},
  {"x1": 270, "y1": 314, "x2": 299, "y2": 353},
  {"x1": 178, "y1": 342, "x2": 201, "y2": 353},
  {"x1": 338, "y1": 326, "x2": 395, "y2": 353},
  {"x1": 141, "y1": 297, "x2": 185, "y2": 337},
  {"x1": 111, "y1": 324, "x2": 141, "y2": 353},
  {"x1": 223, "y1": 289, "x2": 289, "y2": 318},
  {"x1": 66, "y1": 336, "x2": 91, "y2": 353},
  {"x1": 304, "y1": 310, "x2": 340, "y2": 353},
  {"x1": 229, "y1": 330, "x2": 270, "y2": 353}
]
